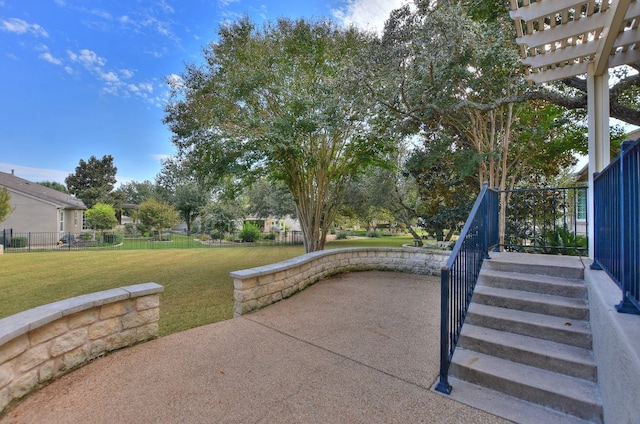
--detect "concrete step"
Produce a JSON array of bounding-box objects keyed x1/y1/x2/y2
[
  {"x1": 441, "y1": 377, "x2": 599, "y2": 424},
  {"x1": 449, "y1": 349, "x2": 603, "y2": 422},
  {"x1": 466, "y1": 303, "x2": 593, "y2": 349},
  {"x1": 458, "y1": 324, "x2": 597, "y2": 381},
  {"x1": 473, "y1": 284, "x2": 589, "y2": 320},
  {"x1": 478, "y1": 269, "x2": 587, "y2": 298},
  {"x1": 484, "y1": 252, "x2": 585, "y2": 279}
]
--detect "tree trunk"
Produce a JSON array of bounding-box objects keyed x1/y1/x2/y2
[{"x1": 406, "y1": 224, "x2": 423, "y2": 246}]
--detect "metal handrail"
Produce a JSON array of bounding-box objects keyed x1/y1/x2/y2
[
  {"x1": 435, "y1": 182, "x2": 498, "y2": 394},
  {"x1": 593, "y1": 138, "x2": 640, "y2": 314}
]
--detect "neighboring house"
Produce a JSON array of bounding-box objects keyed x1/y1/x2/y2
[
  {"x1": 574, "y1": 164, "x2": 588, "y2": 237},
  {"x1": 0, "y1": 170, "x2": 86, "y2": 233}
]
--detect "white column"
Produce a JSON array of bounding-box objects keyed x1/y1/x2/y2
[{"x1": 587, "y1": 62, "x2": 611, "y2": 259}]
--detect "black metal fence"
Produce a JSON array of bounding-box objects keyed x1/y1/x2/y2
[
  {"x1": 502, "y1": 186, "x2": 588, "y2": 255},
  {"x1": 593, "y1": 138, "x2": 640, "y2": 314},
  {"x1": 0, "y1": 229, "x2": 304, "y2": 252},
  {"x1": 435, "y1": 183, "x2": 499, "y2": 394}
]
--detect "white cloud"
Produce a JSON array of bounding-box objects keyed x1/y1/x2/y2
[
  {"x1": 166, "y1": 73, "x2": 182, "y2": 89},
  {"x1": 76, "y1": 49, "x2": 107, "y2": 68},
  {"x1": 39, "y1": 51, "x2": 62, "y2": 65},
  {"x1": 100, "y1": 70, "x2": 120, "y2": 83},
  {"x1": 151, "y1": 153, "x2": 171, "y2": 162},
  {"x1": 0, "y1": 163, "x2": 69, "y2": 183},
  {"x1": 1, "y1": 17, "x2": 49, "y2": 37},
  {"x1": 332, "y1": 0, "x2": 409, "y2": 33}
]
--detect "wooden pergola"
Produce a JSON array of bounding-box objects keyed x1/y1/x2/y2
[{"x1": 509, "y1": 0, "x2": 640, "y2": 258}]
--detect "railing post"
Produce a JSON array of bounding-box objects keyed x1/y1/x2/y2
[
  {"x1": 435, "y1": 266, "x2": 452, "y2": 394},
  {"x1": 615, "y1": 141, "x2": 640, "y2": 314}
]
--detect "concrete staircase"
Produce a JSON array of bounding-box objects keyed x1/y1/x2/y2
[{"x1": 447, "y1": 252, "x2": 603, "y2": 424}]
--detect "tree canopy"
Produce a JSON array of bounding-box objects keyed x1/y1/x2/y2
[
  {"x1": 136, "y1": 199, "x2": 178, "y2": 240},
  {"x1": 65, "y1": 155, "x2": 117, "y2": 209},
  {"x1": 164, "y1": 17, "x2": 395, "y2": 252},
  {"x1": 37, "y1": 181, "x2": 68, "y2": 193},
  {"x1": 0, "y1": 188, "x2": 13, "y2": 223},
  {"x1": 84, "y1": 203, "x2": 118, "y2": 234}
]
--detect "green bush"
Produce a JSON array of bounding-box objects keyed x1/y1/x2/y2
[
  {"x1": 102, "y1": 233, "x2": 123, "y2": 245},
  {"x1": 124, "y1": 223, "x2": 137, "y2": 236},
  {"x1": 80, "y1": 232, "x2": 93, "y2": 241},
  {"x1": 239, "y1": 222, "x2": 261, "y2": 242},
  {"x1": 263, "y1": 232, "x2": 276, "y2": 241},
  {"x1": 336, "y1": 231, "x2": 349, "y2": 240},
  {"x1": 9, "y1": 237, "x2": 27, "y2": 248},
  {"x1": 210, "y1": 231, "x2": 224, "y2": 240},
  {"x1": 136, "y1": 223, "x2": 150, "y2": 235},
  {"x1": 366, "y1": 230, "x2": 382, "y2": 238}
]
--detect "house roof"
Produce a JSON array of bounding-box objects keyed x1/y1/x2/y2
[{"x1": 0, "y1": 171, "x2": 86, "y2": 210}]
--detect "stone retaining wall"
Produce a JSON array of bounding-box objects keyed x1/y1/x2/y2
[
  {"x1": 231, "y1": 247, "x2": 449, "y2": 317},
  {"x1": 0, "y1": 282, "x2": 163, "y2": 415}
]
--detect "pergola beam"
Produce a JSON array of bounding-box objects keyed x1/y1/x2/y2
[{"x1": 595, "y1": 0, "x2": 633, "y2": 75}]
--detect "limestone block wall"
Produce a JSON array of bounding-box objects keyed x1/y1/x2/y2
[
  {"x1": 231, "y1": 247, "x2": 448, "y2": 317},
  {"x1": 0, "y1": 282, "x2": 163, "y2": 415}
]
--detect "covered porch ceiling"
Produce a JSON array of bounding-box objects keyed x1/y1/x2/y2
[{"x1": 509, "y1": 0, "x2": 640, "y2": 83}]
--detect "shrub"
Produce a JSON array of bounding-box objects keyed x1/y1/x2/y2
[
  {"x1": 366, "y1": 230, "x2": 382, "y2": 238},
  {"x1": 239, "y1": 222, "x2": 261, "y2": 242},
  {"x1": 263, "y1": 232, "x2": 276, "y2": 241},
  {"x1": 102, "y1": 232, "x2": 123, "y2": 245},
  {"x1": 210, "y1": 231, "x2": 224, "y2": 240},
  {"x1": 136, "y1": 223, "x2": 150, "y2": 236},
  {"x1": 124, "y1": 223, "x2": 137, "y2": 236},
  {"x1": 9, "y1": 237, "x2": 27, "y2": 248},
  {"x1": 336, "y1": 231, "x2": 349, "y2": 240}
]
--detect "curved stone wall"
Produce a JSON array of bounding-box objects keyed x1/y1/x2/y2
[
  {"x1": 231, "y1": 247, "x2": 448, "y2": 317},
  {"x1": 0, "y1": 283, "x2": 163, "y2": 415}
]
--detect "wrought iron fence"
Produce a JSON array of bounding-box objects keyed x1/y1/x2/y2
[
  {"x1": 0, "y1": 229, "x2": 304, "y2": 252},
  {"x1": 435, "y1": 183, "x2": 499, "y2": 394},
  {"x1": 593, "y1": 138, "x2": 640, "y2": 314},
  {"x1": 502, "y1": 186, "x2": 588, "y2": 255}
]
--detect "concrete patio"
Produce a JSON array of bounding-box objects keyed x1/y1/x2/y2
[{"x1": 0, "y1": 271, "x2": 506, "y2": 424}]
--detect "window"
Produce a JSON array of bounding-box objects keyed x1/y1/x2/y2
[
  {"x1": 59, "y1": 210, "x2": 64, "y2": 231},
  {"x1": 576, "y1": 189, "x2": 587, "y2": 221}
]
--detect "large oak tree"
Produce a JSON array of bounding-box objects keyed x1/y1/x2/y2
[
  {"x1": 65, "y1": 155, "x2": 117, "y2": 209},
  {"x1": 164, "y1": 17, "x2": 394, "y2": 252}
]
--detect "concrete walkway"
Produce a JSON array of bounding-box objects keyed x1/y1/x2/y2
[{"x1": 0, "y1": 271, "x2": 507, "y2": 424}]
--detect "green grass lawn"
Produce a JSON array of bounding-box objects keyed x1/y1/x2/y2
[{"x1": 0, "y1": 235, "x2": 419, "y2": 336}]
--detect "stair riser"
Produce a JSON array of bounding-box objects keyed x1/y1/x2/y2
[
  {"x1": 472, "y1": 292, "x2": 589, "y2": 320},
  {"x1": 478, "y1": 274, "x2": 587, "y2": 298},
  {"x1": 466, "y1": 312, "x2": 593, "y2": 349},
  {"x1": 457, "y1": 335, "x2": 597, "y2": 381},
  {"x1": 449, "y1": 363, "x2": 603, "y2": 422},
  {"x1": 484, "y1": 261, "x2": 584, "y2": 280}
]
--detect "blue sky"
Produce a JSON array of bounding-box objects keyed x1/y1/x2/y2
[{"x1": 0, "y1": 0, "x2": 404, "y2": 186}]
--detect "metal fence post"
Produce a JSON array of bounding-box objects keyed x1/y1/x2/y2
[{"x1": 435, "y1": 266, "x2": 452, "y2": 394}]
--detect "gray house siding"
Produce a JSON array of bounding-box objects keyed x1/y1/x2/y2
[{"x1": 0, "y1": 171, "x2": 86, "y2": 233}]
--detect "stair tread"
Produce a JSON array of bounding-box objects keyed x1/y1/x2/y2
[
  {"x1": 479, "y1": 268, "x2": 585, "y2": 288},
  {"x1": 451, "y1": 349, "x2": 602, "y2": 406},
  {"x1": 460, "y1": 324, "x2": 596, "y2": 365},
  {"x1": 441, "y1": 377, "x2": 598, "y2": 424},
  {"x1": 467, "y1": 303, "x2": 591, "y2": 335},
  {"x1": 485, "y1": 252, "x2": 585, "y2": 279},
  {"x1": 474, "y1": 284, "x2": 588, "y2": 308}
]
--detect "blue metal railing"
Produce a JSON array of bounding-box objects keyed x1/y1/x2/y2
[
  {"x1": 502, "y1": 186, "x2": 588, "y2": 255},
  {"x1": 435, "y1": 183, "x2": 499, "y2": 394},
  {"x1": 593, "y1": 138, "x2": 640, "y2": 314}
]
